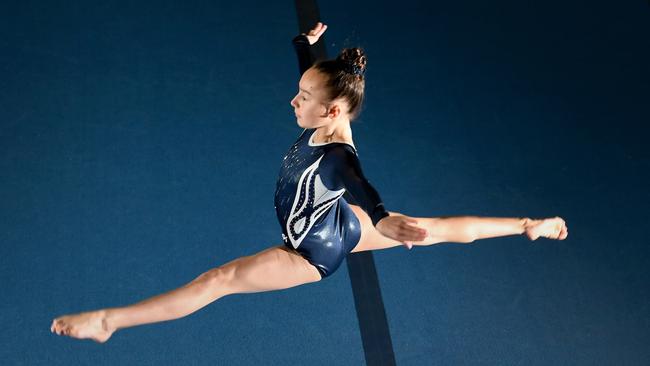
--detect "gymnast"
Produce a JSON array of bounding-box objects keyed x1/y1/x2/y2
[{"x1": 51, "y1": 21, "x2": 568, "y2": 343}]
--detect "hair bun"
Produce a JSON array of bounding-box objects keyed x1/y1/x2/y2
[{"x1": 336, "y1": 48, "x2": 367, "y2": 77}]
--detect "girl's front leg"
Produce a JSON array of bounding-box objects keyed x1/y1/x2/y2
[
  {"x1": 416, "y1": 216, "x2": 569, "y2": 245},
  {"x1": 349, "y1": 205, "x2": 568, "y2": 253},
  {"x1": 443, "y1": 216, "x2": 529, "y2": 243},
  {"x1": 426, "y1": 216, "x2": 568, "y2": 244}
]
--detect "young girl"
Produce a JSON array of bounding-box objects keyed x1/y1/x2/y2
[{"x1": 51, "y1": 22, "x2": 568, "y2": 343}]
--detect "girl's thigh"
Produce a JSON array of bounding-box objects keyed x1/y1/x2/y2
[
  {"x1": 349, "y1": 205, "x2": 404, "y2": 253},
  {"x1": 218, "y1": 245, "x2": 322, "y2": 294}
]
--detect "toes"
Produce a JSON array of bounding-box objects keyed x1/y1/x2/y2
[
  {"x1": 57, "y1": 322, "x2": 69, "y2": 336},
  {"x1": 561, "y1": 227, "x2": 568, "y2": 239},
  {"x1": 52, "y1": 321, "x2": 62, "y2": 335}
]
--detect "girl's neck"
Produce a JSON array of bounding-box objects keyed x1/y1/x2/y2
[{"x1": 313, "y1": 120, "x2": 352, "y2": 144}]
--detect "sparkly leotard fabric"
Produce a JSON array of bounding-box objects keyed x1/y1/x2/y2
[{"x1": 272, "y1": 35, "x2": 390, "y2": 279}]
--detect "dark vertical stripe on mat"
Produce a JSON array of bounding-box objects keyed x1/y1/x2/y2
[
  {"x1": 346, "y1": 252, "x2": 397, "y2": 366},
  {"x1": 294, "y1": 1, "x2": 397, "y2": 365}
]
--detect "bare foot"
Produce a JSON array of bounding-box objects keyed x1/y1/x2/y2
[
  {"x1": 51, "y1": 309, "x2": 115, "y2": 343},
  {"x1": 525, "y1": 217, "x2": 568, "y2": 241}
]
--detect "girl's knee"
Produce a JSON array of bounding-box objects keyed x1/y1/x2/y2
[{"x1": 191, "y1": 267, "x2": 226, "y2": 289}]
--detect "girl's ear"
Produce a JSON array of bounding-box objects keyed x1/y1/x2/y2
[{"x1": 327, "y1": 104, "x2": 340, "y2": 119}]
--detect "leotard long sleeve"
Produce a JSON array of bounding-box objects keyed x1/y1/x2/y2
[
  {"x1": 292, "y1": 34, "x2": 314, "y2": 76},
  {"x1": 318, "y1": 145, "x2": 390, "y2": 226}
]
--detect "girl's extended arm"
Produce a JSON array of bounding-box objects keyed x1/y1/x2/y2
[
  {"x1": 293, "y1": 21, "x2": 328, "y2": 75},
  {"x1": 321, "y1": 145, "x2": 390, "y2": 226},
  {"x1": 293, "y1": 34, "x2": 314, "y2": 76},
  {"x1": 320, "y1": 145, "x2": 427, "y2": 245}
]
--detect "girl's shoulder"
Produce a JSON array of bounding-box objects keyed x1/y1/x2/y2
[{"x1": 322, "y1": 144, "x2": 359, "y2": 168}]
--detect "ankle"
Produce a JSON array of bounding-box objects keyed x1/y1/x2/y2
[
  {"x1": 522, "y1": 217, "x2": 533, "y2": 232},
  {"x1": 102, "y1": 308, "x2": 119, "y2": 332}
]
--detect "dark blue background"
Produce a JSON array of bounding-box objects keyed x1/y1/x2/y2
[{"x1": 1, "y1": 1, "x2": 648, "y2": 364}]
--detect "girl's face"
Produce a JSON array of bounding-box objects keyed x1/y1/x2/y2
[{"x1": 290, "y1": 68, "x2": 331, "y2": 128}]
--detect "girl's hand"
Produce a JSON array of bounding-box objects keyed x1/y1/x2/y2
[
  {"x1": 302, "y1": 21, "x2": 328, "y2": 45},
  {"x1": 375, "y1": 215, "x2": 428, "y2": 250}
]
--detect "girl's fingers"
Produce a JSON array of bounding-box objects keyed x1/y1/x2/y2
[
  {"x1": 314, "y1": 23, "x2": 326, "y2": 33},
  {"x1": 403, "y1": 219, "x2": 427, "y2": 235},
  {"x1": 406, "y1": 224, "x2": 426, "y2": 234},
  {"x1": 305, "y1": 22, "x2": 327, "y2": 43},
  {"x1": 401, "y1": 228, "x2": 426, "y2": 241},
  {"x1": 405, "y1": 219, "x2": 422, "y2": 228}
]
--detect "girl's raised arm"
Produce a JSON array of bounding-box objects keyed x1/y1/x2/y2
[{"x1": 292, "y1": 22, "x2": 328, "y2": 75}]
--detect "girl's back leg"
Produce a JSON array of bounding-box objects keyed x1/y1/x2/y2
[
  {"x1": 51, "y1": 245, "x2": 322, "y2": 343},
  {"x1": 218, "y1": 245, "x2": 322, "y2": 294}
]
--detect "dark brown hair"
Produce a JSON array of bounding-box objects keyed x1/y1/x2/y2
[{"x1": 312, "y1": 47, "x2": 367, "y2": 121}]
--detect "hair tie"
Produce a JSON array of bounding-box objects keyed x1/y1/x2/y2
[{"x1": 341, "y1": 61, "x2": 365, "y2": 77}]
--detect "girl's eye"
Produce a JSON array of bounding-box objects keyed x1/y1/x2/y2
[{"x1": 301, "y1": 96, "x2": 307, "y2": 101}]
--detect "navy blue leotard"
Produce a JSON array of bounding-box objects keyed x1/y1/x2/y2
[{"x1": 273, "y1": 35, "x2": 390, "y2": 279}]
